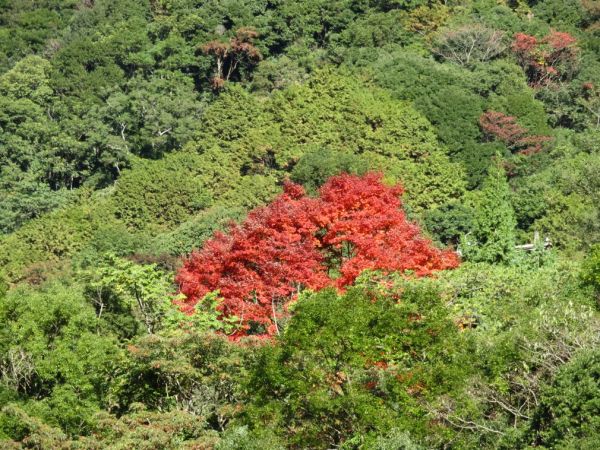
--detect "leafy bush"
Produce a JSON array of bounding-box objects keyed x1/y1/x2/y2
[
  {"x1": 246, "y1": 284, "x2": 467, "y2": 448},
  {"x1": 531, "y1": 348, "x2": 600, "y2": 448}
]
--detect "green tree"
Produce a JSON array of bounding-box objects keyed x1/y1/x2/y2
[
  {"x1": 291, "y1": 148, "x2": 367, "y2": 193},
  {"x1": 581, "y1": 244, "x2": 600, "y2": 300},
  {"x1": 461, "y1": 157, "x2": 517, "y2": 263},
  {"x1": 247, "y1": 283, "x2": 466, "y2": 448},
  {"x1": 531, "y1": 348, "x2": 600, "y2": 448},
  {"x1": 0, "y1": 166, "x2": 73, "y2": 235},
  {"x1": 0, "y1": 281, "x2": 122, "y2": 437},
  {"x1": 84, "y1": 254, "x2": 177, "y2": 335}
]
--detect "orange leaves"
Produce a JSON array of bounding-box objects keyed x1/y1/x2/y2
[{"x1": 176, "y1": 173, "x2": 459, "y2": 338}]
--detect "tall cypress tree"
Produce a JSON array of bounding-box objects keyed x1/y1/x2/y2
[{"x1": 462, "y1": 156, "x2": 517, "y2": 263}]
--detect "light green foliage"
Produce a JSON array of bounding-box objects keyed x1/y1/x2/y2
[
  {"x1": 0, "y1": 196, "x2": 110, "y2": 283},
  {"x1": 0, "y1": 405, "x2": 68, "y2": 449},
  {"x1": 196, "y1": 70, "x2": 466, "y2": 212},
  {"x1": 432, "y1": 258, "x2": 592, "y2": 334},
  {"x1": 371, "y1": 428, "x2": 424, "y2": 450},
  {"x1": 84, "y1": 253, "x2": 177, "y2": 335},
  {"x1": 216, "y1": 425, "x2": 285, "y2": 450},
  {"x1": 0, "y1": 404, "x2": 220, "y2": 449},
  {"x1": 416, "y1": 257, "x2": 600, "y2": 448},
  {"x1": 359, "y1": 150, "x2": 467, "y2": 213},
  {"x1": 265, "y1": 71, "x2": 443, "y2": 167},
  {"x1": 0, "y1": 281, "x2": 122, "y2": 437},
  {"x1": 192, "y1": 85, "x2": 265, "y2": 167},
  {"x1": 219, "y1": 174, "x2": 281, "y2": 211},
  {"x1": 184, "y1": 291, "x2": 240, "y2": 336},
  {"x1": 148, "y1": 205, "x2": 246, "y2": 256},
  {"x1": 111, "y1": 152, "x2": 214, "y2": 231},
  {"x1": 461, "y1": 159, "x2": 517, "y2": 263},
  {"x1": 73, "y1": 407, "x2": 219, "y2": 449},
  {"x1": 516, "y1": 135, "x2": 600, "y2": 251}
]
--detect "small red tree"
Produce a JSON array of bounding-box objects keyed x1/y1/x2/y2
[
  {"x1": 176, "y1": 173, "x2": 459, "y2": 338},
  {"x1": 512, "y1": 30, "x2": 579, "y2": 87},
  {"x1": 479, "y1": 111, "x2": 552, "y2": 155}
]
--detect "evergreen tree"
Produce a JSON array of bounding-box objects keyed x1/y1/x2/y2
[{"x1": 461, "y1": 156, "x2": 517, "y2": 263}]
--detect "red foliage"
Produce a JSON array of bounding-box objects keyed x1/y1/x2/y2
[
  {"x1": 511, "y1": 30, "x2": 579, "y2": 87},
  {"x1": 479, "y1": 111, "x2": 552, "y2": 155},
  {"x1": 176, "y1": 173, "x2": 459, "y2": 339},
  {"x1": 176, "y1": 182, "x2": 328, "y2": 336},
  {"x1": 316, "y1": 174, "x2": 458, "y2": 286}
]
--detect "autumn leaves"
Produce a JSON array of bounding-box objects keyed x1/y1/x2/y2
[{"x1": 176, "y1": 173, "x2": 459, "y2": 338}]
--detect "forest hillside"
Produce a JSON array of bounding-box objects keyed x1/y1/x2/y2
[{"x1": 1, "y1": 0, "x2": 600, "y2": 448}]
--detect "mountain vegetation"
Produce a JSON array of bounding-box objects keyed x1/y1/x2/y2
[{"x1": 1, "y1": 0, "x2": 600, "y2": 448}]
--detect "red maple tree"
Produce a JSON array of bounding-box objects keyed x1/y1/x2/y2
[
  {"x1": 512, "y1": 30, "x2": 579, "y2": 87},
  {"x1": 176, "y1": 173, "x2": 459, "y2": 338},
  {"x1": 479, "y1": 111, "x2": 552, "y2": 155}
]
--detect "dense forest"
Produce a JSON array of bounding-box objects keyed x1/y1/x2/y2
[{"x1": 1, "y1": 0, "x2": 600, "y2": 448}]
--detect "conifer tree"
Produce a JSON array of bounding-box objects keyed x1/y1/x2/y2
[{"x1": 461, "y1": 156, "x2": 517, "y2": 263}]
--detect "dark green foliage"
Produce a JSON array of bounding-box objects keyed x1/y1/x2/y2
[
  {"x1": 290, "y1": 148, "x2": 367, "y2": 193},
  {"x1": 532, "y1": 0, "x2": 586, "y2": 29},
  {"x1": 0, "y1": 1, "x2": 78, "y2": 72},
  {"x1": 0, "y1": 169, "x2": 74, "y2": 235},
  {"x1": 532, "y1": 349, "x2": 600, "y2": 448},
  {"x1": 98, "y1": 71, "x2": 206, "y2": 158},
  {"x1": 423, "y1": 202, "x2": 474, "y2": 246},
  {"x1": 114, "y1": 331, "x2": 254, "y2": 425},
  {"x1": 371, "y1": 52, "x2": 483, "y2": 155},
  {"x1": 581, "y1": 244, "x2": 600, "y2": 299}
]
